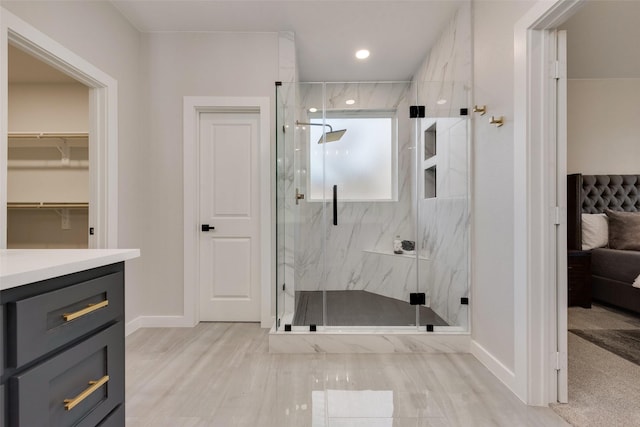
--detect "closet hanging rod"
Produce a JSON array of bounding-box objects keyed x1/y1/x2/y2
[
  {"x1": 7, "y1": 202, "x2": 89, "y2": 209},
  {"x1": 8, "y1": 132, "x2": 88, "y2": 139}
]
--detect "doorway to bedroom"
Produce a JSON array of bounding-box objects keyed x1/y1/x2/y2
[{"x1": 552, "y1": 2, "x2": 640, "y2": 424}]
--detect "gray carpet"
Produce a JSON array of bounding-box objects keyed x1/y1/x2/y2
[
  {"x1": 569, "y1": 328, "x2": 640, "y2": 366},
  {"x1": 293, "y1": 290, "x2": 448, "y2": 327},
  {"x1": 551, "y1": 305, "x2": 640, "y2": 426}
]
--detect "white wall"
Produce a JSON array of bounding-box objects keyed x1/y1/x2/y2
[
  {"x1": 567, "y1": 79, "x2": 640, "y2": 175},
  {"x1": 471, "y1": 0, "x2": 535, "y2": 379},
  {"x1": 2, "y1": 0, "x2": 144, "y2": 325},
  {"x1": 140, "y1": 32, "x2": 279, "y2": 317}
]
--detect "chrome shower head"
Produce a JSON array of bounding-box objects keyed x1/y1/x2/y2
[
  {"x1": 296, "y1": 120, "x2": 347, "y2": 144},
  {"x1": 319, "y1": 128, "x2": 346, "y2": 144}
]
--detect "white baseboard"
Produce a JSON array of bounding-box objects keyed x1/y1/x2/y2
[
  {"x1": 125, "y1": 315, "x2": 196, "y2": 336},
  {"x1": 470, "y1": 339, "x2": 520, "y2": 399}
]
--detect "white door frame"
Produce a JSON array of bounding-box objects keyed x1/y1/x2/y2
[
  {"x1": 0, "y1": 8, "x2": 118, "y2": 249},
  {"x1": 513, "y1": 0, "x2": 584, "y2": 405},
  {"x1": 183, "y1": 96, "x2": 272, "y2": 328},
  {"x1": 555, "y1": 29, "x2": 569, "y2": 404}
]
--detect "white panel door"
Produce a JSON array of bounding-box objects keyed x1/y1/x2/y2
[{"x1": 199, "y1": 112, "x2": 260, "y2": 321}]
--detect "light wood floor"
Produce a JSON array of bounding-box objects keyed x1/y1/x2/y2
[{"x1": 125, "y1": 323, "x2": 569, "y2": 427}]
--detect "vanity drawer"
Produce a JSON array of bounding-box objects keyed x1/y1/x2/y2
[
  {"x1": 9, "y1": 322, "x2": 123, "y2": 427},
  {"x1": 6, "y1": 271, "x2": 123, "y2": 369}
]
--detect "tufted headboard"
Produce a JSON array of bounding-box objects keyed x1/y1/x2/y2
[{"x1": 567, "y1": 174, "x2": 640, "y2": 250}]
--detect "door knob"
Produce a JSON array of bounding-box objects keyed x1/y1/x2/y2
[{"x1": 201, "y1": 224, "x2": 215, "y2": 232}]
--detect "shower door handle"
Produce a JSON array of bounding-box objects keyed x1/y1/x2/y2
[{"x1": 333, "y1": 185, "x2": 338, "y2": 226}]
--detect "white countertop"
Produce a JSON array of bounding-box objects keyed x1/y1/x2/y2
[{"x1": 0, "y1": 249, "x2": 140, "y2": 290}]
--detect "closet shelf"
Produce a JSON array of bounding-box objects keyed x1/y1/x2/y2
[
  {"x1": 8, "y1": 160, "x2": 89, "y2": 169},
  {"x1": 8, "y1": 132, "x2": 88, "y2": 149},
  {"x1": 8, "y1": 202, "x2": 88, "y2": 210},
  {"x1": 8, "y1": 132, "x2": 88, "y2": 139}
]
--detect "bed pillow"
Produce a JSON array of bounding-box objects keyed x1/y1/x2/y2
[
  {"x1": 581, "y1": 213, "x2": 609, "y2": 250},
  {"x1": 605, "y1": 209, "x2": 640, "y2": 251}
]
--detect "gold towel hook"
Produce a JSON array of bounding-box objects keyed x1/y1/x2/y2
[
  {"x1": 473, "y1": 105, "x2": 487, "y2": 116},
  {"x1": 489, "y1": 116, "x2": 504, "y2": 127}
]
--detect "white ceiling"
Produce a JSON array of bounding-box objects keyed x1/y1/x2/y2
[
  {"x1": 11, "y1": 1, "x2": 638, "y2": 84},
  {"x1": 110, "y1": 0, "x2": 465, "y2": 82}
]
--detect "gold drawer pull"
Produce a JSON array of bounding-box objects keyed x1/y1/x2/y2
[
  {"x1": 64, "y1": 375, "x2": 109, "y2": 411},
  {"x1": 63, "y1": 300, "x2": 109, "y2": 321}
]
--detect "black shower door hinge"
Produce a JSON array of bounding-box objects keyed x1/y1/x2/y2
[
  {"x1": 409, "y1": 105, "x2": 426, "y2": 118},
  {"x1": 410, "y1": 293, "x2": 426, "y2": 305}
]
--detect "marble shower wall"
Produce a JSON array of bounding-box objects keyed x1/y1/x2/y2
[
  {"x1": 414, "y1": 3, "x2": 472, "y2": 328},
  {"x1": 294, "y1": 82, "x2": 419, "y2": 304},
  {"x1": 414, "y1": 4, "x2": 472, "y2": 119}
]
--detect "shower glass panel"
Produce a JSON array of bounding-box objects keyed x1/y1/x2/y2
[
  {"x1": 275, "y1": 82, "x2": 300, "y2": 328},
  {"x1": 416, "y1": 80, "x2": 471, "y2": 331},
  {"x1": 275, "y1": 84, "x2": 285, "y2": 328}
]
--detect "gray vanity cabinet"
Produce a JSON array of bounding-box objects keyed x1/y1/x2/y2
[
  {"x1": 1, "y1": 262, "x2": 126, "y2": 427},
  {"x1": 1, "y1": 305, "x2": 4, "y2": 427}
]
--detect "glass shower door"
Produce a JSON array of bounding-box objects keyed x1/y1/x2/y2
[{"x1": 320, "y1": 82, "x2": 420, "y2": 328}]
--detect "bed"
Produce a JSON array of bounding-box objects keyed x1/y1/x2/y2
[{"x1": 567, "y1": 174, "x2": 640, "y2": 313}]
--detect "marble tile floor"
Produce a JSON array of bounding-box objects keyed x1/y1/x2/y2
[{"x1": 125, "y1": 323, "x2": 569, "y2": 427}]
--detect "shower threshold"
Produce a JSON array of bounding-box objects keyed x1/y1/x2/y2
[
  {"x1": 293, "y1": 290, "x2": 448, "y2": 327},
  {"x1": 269, "y1": 290, "x2": 470, "y2": 353}
]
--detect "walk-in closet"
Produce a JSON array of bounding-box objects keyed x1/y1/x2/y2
[{"x1": 6, "y1": 44, "x2": 90, "y2": 248}]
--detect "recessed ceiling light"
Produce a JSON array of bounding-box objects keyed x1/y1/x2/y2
[
  {"x1": 309, "y1": 107, "x2": 318, "y2": 113},
  {"x1": 346, "y1": 99, "x2": 356, "y2": 105},
  {"x1": 355, "y1": 49, "x2": 370, "y2": 60},
  {"x1": 437, "y1": 99, "x2": 447, "y2": 105}
]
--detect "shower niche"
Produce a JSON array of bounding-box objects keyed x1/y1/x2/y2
[{"x1": 275, "y1": 81, "x2": 470, "y2": 333}]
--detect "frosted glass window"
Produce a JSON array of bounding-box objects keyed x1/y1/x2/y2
[{"x1": 308, "y1": 114, "x2": 396, "y2": 201}]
